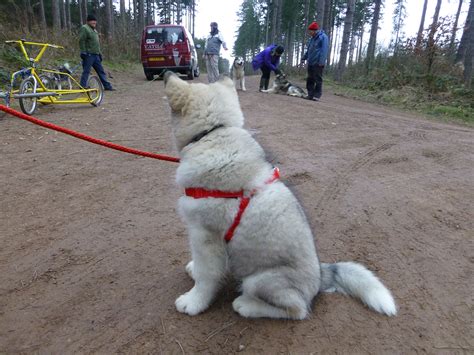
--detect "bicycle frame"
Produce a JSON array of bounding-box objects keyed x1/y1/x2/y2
[{"x1": 1, "y1": 40, "x2": 102, "y2": 108}]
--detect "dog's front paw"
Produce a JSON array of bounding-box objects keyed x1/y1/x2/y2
[{"x1": 175, "y1": 288, "x2": 209, "y2": 316}]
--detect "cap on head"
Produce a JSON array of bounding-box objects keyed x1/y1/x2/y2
[
  {"x1": 308, "y1": 22, "x2": 319, "y2": 30},
  {"x1": 210, "y1": 22, "x2": 218, "y2": 28},
  {"x1": 87, "y1": 14, "x2": 97, "y2": 22},
  {"x1": 275, "y1": 45, "x2": 284, "y2": 55}
]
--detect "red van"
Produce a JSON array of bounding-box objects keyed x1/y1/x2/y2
[{"x1": 141, "y1": 24, "x2": 200, "y2": 81}]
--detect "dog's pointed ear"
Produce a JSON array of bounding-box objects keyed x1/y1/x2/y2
[
  {"x1": 164, "y1": 71, "x2": 190, "y2": 111},
  {"x1": 218, "y1": 75, "x2": 234, "y2": 88}
]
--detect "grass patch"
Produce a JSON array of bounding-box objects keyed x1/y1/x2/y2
[{"x1": 327, "y1": 80, "x2": 474, "y2": 126}]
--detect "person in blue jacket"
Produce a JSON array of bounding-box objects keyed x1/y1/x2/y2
[
  {"x1": 252, "y1": 44, "x2": 284, "y2": 91},
  {"x1": 301, "y1": 21, "x2": 329, "y2": 101}
]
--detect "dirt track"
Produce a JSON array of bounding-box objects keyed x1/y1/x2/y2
[{"x1": 1, "y1": 68, "x2": 473, "y2": 354}]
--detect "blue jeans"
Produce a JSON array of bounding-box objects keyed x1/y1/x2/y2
[{"x1": 80, "y1": 53, "x2": 112, "y2": 89}]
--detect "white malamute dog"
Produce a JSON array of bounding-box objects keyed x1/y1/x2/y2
[
  {"x1": 230, "y1": 57, "x2": 246, "y2": 91},
  {"x1": 262, "y1": 73, "x2": 307, "y2": 98},
  {"x1": 164, "y1": 72, "x2": 396, "y2": 319}
]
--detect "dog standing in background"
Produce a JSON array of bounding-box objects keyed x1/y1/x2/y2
[{"x1": 230, "y1": 57, "x2": 246, "y2": 91}]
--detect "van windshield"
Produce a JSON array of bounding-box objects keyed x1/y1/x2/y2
[{"x1": 145, "y1": 27, "x2": 184, "y2": 45}]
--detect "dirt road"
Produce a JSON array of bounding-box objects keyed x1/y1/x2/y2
[{"x1": 1, "y1": 69, "x2": 473, "y2": 354}]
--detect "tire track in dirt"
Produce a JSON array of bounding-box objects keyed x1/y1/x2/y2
[{"x1": 315, "y1": 142, "x2": 396, "y2": 218}]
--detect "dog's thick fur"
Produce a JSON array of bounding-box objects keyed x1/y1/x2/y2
[
  {"x1": 164, "y1": 72, "x2": 397, "y2": 319},
  {"x1": 230, "y1": 57, "x2": 246, "y2": 91},
  {"x1": 262, "y1": 73, "x2": 307, "y2": 98}
]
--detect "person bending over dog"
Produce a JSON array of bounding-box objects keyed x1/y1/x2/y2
[{"x1": 252, "y1": 45, "x2": 284, "y2": 92}]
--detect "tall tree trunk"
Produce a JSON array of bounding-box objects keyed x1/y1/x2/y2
[
  {"x1": 326, "y1": 0, "x2": 334, "y2": 65},
  {"x1": 393, "y1": 5, "x2": 403, "y2": 56},
  {"x1": 427, "y1": 0, "x2": 443, "y2": 73},
  {"x1": 177, "y1": 0, "x2": 182, "y2": 24},
  {"x1": 348, "y1": 26, "x2": 356, "y2": 65},
  {"x1": 52, "y1": 0, "x2": 61, "y2": 31},
  {"x1": 39, "y1": 0, "x2": 47, "y2": 30},
  {"x1": 301, "y1": 0, "x2": 311, "y2": 62},
  {"x1": 78, "y1": 0, "x2": 84, "y2": 24},
  {"x1": 271, "y1": 0, "x2": 278, "y2": 43},
  {"x1": 456, "y1": 0, "x2": 473, "y2": 62},
  {"x1": 456, "y1": 0, "x2": 473, "y2": 86},
  {"x1": 323, "y1": 0, "x2": 332, "y2": 31},
  {"x1": 357, "y1": 27, "x2": 364, "y2": 62},
  {"x1": 60, "y1": 0, "x2": 66, "y2": 29},
  {"x1": 65, "y1": 0, "x2": 71, "y2": 30},
  {"x1": 120, "y1": 0, "x2": 126, "y2": 29},
  {"x1": 105, "y1": 0, "x2": 114, "y2": 38},
  {"x1": 25, "y1": 0, "x2": 33, "y2": 32},
  {"x1": 82, "y1": 0, "x2": 88, "y2": 23},
  {"x1": 463, "y1": 9, "x2": 474, "y2": 88},
  {"x1": 316, "y1": 0, "x2": 325, "y2": 26},
  {"x1": 450, "y1": 0, "x2": 464, "y2": 52},
  {"x1": 335, "y1": 0, "x2": 355, "y2": 81},
  {"x1": 192, "y1": 0, "x2": 196, "y2": 38},
  {"x1": 365, "y1": 0, "x2": 382, "y2": 73},
  {"x1": 138, "y1": 0, "x2": 145, "y2": 32},
  {"x1": 415, "y1": 0, "x2": 429, "y2": 50}
]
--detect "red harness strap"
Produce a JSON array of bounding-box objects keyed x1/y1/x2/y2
[{"x1": 184, "y1": 167, "x2": 280, "y2": 242}]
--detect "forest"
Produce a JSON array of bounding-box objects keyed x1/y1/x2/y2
[{"x1": 0, "y1": 0, "x2": 472, "y2": 121}]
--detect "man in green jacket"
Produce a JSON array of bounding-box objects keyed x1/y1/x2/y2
[{"x1": 79, "y1": 14, "x2": 114, "y2": 90}]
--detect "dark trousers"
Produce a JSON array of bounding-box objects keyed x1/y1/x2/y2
[
  {"x1": 80, "y1": 53, "x2": 112, "y2": 89},
  {"x1": 306, "y1": 64, "x2": 324, "y2": 99},
  {"x1": 259, "y1": 65, "x2": 271, "y2": 90},
  {"x1": 261, "y1": 65, "x2": 271, "y2": 80}
]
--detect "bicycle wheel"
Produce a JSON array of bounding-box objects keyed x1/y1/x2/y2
[
  {"x1": 19, "y1": 78, "x2": 38, "y2": 115},
  {"x1": 87, "y1": 76, "x2": 104, "y2": 107}
]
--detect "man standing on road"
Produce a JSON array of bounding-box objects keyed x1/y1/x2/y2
[
  {"x1": 301, "y1": 22, "x2": 328, "y2": 101},
  {"x1": 79, "y1": 14, "x2": 114, "y2": 91},
  {"x1": 203, "y1": 22, "x2": 228, "y2": 83}
]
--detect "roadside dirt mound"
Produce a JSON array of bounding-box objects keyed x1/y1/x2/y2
[{"x1": 1, "y1": 69, "x2": 472, "y2": 353}]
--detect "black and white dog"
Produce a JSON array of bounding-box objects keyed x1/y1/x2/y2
[
  {"x1": 230, "y1": 57, "x2": 246, "y2": 91},
  {"x1": 262, "y1": 73, "x2": 307, "y2": 98}
]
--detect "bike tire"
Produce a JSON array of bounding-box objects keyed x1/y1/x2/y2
[
  {"x1": 19, "y1": 78, "x2": 38, "y2": 115},
  {"x1": 87, "y1": 76, "x2": 104, "y2": 107}
]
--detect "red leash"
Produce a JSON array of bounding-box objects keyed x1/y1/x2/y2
[{"x1": 0, "y1": 104, "x2": 180, "y2": 163}]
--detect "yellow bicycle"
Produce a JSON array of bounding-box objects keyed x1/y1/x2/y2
[{"x1": 0, "y1": 40, "x2": 103, "y2": 115}]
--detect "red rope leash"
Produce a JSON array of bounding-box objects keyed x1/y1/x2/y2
[{"x1": 0, "y1": 104, "x2": 180, "y2": 163}]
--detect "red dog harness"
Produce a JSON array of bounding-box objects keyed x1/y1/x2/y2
[{"x1": 184, "y1": 168, "x2": 280, "y2": 242}]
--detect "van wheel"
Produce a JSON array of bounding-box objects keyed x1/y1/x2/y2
[
  {"x1": 187, "y1": 68, "x2": 195, "y2": 80},
  {"x1": 145, "y1": 70, "x2": 154, "y2": 81}
]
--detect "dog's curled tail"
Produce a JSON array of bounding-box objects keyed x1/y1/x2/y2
[{"x1": 320, "y1": 262, "x2": 397, "y2": 316}]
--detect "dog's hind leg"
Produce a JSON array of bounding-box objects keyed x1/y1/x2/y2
[
  {"x1": 233, "y1": 270, "x2": 309, "y2": 320},
  {"x1": 176, "y1": 228, "x2": 227, "y2": 316}
]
